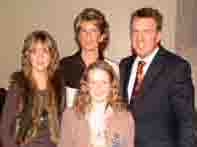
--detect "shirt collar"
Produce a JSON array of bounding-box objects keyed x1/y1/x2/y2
[{"x1": 136, "y1": 48, "x2": 159, "y2": 65}]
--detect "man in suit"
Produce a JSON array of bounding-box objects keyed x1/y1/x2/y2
[{"x1": 119, "y1": 7, "x2": 194, "y2": 147}]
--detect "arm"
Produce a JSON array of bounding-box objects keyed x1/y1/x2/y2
[
  {"x1": 170, "y1": 61, "x2": 194, "y2": 147},
  {"x1": 58, "y1": 109, "x2": 74, "y2": 147},
  {"x1": 0, "y1": 85, "x2": 20, "y2": 147},
  {"x1": 127, "y1": 112, "x2": 135, "y2": 147}
]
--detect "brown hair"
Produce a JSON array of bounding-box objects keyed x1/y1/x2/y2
[
  {"x1": 74, "y1": 8, "x2": 109, "y2": 59},
  {"x1": 130, "y1": 7, "x2": 163, "y2": 31},
  {"x1": 22, "y1": 30, "x2": 59, "y2": 77},
  {"x1": 15, "y1": 30, "x2": 60, "y2": 144}
]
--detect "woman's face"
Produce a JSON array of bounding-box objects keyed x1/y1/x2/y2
[
  {"x1": 88, "y1": 68, "x2": 111, "y2": 103},
  {"x1": 78, "y1": 20, "x2": 103, "y2": 53},
  {"x1": 29, "y1": 41, "x2": 51, "y2": 74}
]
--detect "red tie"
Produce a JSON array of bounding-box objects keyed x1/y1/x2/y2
[{"x1": 132, "y1": 61, "x2": 146, "y2": 96}]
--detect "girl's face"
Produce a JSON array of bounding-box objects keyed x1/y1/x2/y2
[
  {"x1": 88, "y1": 68, "x2": 111, "y2": 103},
  {"x1": 29, "y1": 41, "x2": 51, "y2": 74}
]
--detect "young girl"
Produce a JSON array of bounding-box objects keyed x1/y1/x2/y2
[
  {"x1": 1, "y1": 30, "x2": 65, "y2": 147},
  {"x1": 59, "y1": 61, "x2": 135, "y2": 147}
]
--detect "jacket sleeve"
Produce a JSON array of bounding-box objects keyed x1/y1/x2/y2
[
  {"x1": 0, "y1": 85, "x2": 20, "y2": 147},
  {"x1": 169, "y1": 61, "x2": 194, "y2": 147}
]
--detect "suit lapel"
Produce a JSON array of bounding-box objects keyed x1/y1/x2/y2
[
  {"x1": 122, "y1": 57, "x2": 135, "y2": 102},
  {"x1": 139, "y1": 48, "x2": 166, "y2": 98}
]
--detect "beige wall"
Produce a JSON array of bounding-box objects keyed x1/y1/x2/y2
[
  {"x1": 0, "y1": 0, "x2": 177, "y2": 88},
  {"x1": 175, "y1": 0, "x2": 197, "y2": 108}
]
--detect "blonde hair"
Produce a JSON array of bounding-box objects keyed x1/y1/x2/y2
[
  {"x1": 15, "y1": 30, "x2": 60, "y2": 144},
  {"x1": 73, "y1": 61, "x2": 126, "y2": 117}
]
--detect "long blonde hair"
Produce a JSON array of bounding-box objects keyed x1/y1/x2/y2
[
  {"x1": 73, "y1": 61, "x2": 126, "y2": 117},
  {"x1": 14, "y1": 30, "x2": 60, "y2": 144}
]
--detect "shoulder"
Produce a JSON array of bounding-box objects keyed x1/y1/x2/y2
[
  {"x1": 119, "y1": 56, "x2": 135, "y2": 76},
  {"x1": 60, "y1": 55, "x2": 75, "y2": 64},
  {"x1": 60, "y1": 52, "x2": 80, "y2": 66},
  {"x1": 105, "y1": 110, "x2": 135, "y2": 135},
  {"x1": 10, "y1": 71, "x2": 24, "y2": 83},
  {"x1": 159, "y1": 48, "x2": 191, "y2": 70},
  {"x1": 119, "y1": 56, "x2": 134, "y2": 68},
  {"x1": 160, "y1": 48, "x2": 189, "y2": 63},
  {"x1": 108, "y1": 108, "x2": 134, "y2": 124},
  {"x1": 120, "y1": 56, "x2": 132, "y2": 64},
  {"x1": 9, "y1": 71, "x2": 26, "y2": 92},
  {"x1": 2, "y1": 72, "x2": 24, "y2": 120}
]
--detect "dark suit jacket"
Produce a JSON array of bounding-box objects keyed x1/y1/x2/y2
[{"x1": 119, "y1": 47, "x2": 194, "y2": 147}]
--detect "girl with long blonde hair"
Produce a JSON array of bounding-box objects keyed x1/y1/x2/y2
[
  {"x1": 59, "y1": 61, "x2": 135, "y2": 147},
  {"x1": 1, "y1": 30, "x2": 65, "y2": 147}
]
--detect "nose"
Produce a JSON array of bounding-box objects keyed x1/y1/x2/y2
[
  {"x1": 85, "y1": 31, "x2": 93, "y2": 41},
  {"x1": 37, "y1": 50, "x2": 43, "y2": 57},
  {"x1": 35, "y1": 50, "x2": 46, "y2": 61},
  {"x1": 137, "y1": 32, "x2": 144, "y2": 42}
]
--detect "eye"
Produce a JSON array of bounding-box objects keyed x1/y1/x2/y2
[
  {"x1": 144, "y1": 29, "x2": 156, "y2": 34},
  {"x1": 90, "y1": 28, "x2": 99, "y2": 33},
  {"x1": 80, "y1": 28, "x2": 100, "y2": 34},
  {"x1": 29, "y1": 48, "x2": 36, "y2": 55},
  {"x1": 102, "y1": 81, "x2": 110, "y2": 85}
]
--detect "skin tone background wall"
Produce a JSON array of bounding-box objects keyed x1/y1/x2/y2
[{"x1": 0, "y1": 0, "x2": 196, "y2": 108}]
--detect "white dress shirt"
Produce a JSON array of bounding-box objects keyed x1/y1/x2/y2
[{"x1": 127, "y1": 48, "x2": 159, "y2": 103}]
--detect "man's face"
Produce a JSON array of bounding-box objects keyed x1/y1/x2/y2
[{"x1": 131, "y1": 17, "x2": 161, "y2": 58}]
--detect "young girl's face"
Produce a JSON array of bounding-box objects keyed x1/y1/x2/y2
[
  {"x1": 29, "y1": 41, "x2": 51, "y2": 74},
  {"x1": 88, "y1": 68, "x2": 111, "y2": 103}
]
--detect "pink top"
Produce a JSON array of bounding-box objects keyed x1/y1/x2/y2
[{"x1": 58, "y1": 107, "x2": 135, "y2": 147}]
